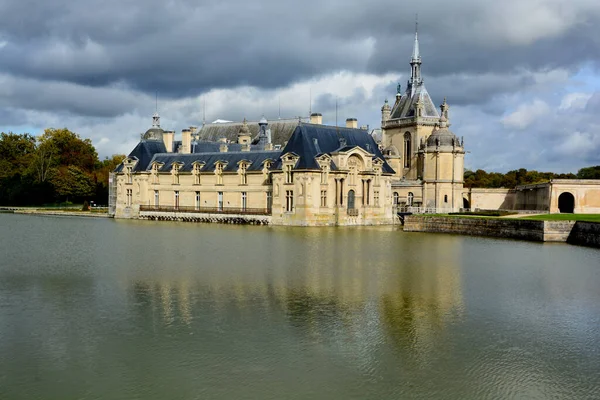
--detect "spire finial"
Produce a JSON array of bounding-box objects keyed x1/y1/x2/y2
[{"x1": 152, "y1": 90, "x2": 160, "y2": 128}]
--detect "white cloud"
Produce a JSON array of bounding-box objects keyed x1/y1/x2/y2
[
  {"x1": 502, "y1": 99, "x2": 551, "y2": 130},
  {"x1": 559, "y1": 92, "x2": 593, "y2": 110}
]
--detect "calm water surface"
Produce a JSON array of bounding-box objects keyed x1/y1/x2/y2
[{"x1": 0, "y1": 214, "x2": 599, "y2": 399}]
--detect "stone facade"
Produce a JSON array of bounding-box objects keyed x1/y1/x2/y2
[
  {"x1": 113, "y1": 118, "x2": 394, "y2": 226},
  {"x1": 463, "y1": 180, "x2": 600, "y2": 214}
]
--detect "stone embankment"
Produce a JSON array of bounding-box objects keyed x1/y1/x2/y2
[
  {"x1": 567, "y1": 222, "x2": 600, "y2": 248},
  {"x1": 404, "y1": 216, "x2": 599, "y2": 248},
  {"x1": 10, "y1": 209, "x2": 109, "y2": 218}
]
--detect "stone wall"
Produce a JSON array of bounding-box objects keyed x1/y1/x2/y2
[
  {"x1": 404, "y1": 216, "x2": 546, "y2": 241},
  {"x1": 567, "y1": 222, "x2": 600, "y2": 248},
  {"x1": 403, "y1": 216, "x2": 578, "y2": 243}
]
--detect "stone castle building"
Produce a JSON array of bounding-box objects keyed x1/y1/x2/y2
[
  {"x1": 111, "y1": 112, "x2": 395, "y2": 226},
  {"x1": 110, "y1": 28, "x2": 598, "y2": 224}
]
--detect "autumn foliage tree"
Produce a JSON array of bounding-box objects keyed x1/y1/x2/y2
[{"x1": 0, "y1": 129, "x2": 124, "y2": 206}]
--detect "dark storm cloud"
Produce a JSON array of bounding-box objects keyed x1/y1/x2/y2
[
  {"x1": 1, "y1": 0, "x2": 600, "y2": 172},
  {"x1": 1, "y1": 0, "x2": 599, "y2": 102}
]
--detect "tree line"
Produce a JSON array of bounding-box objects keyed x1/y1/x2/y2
[
  {"x1": 464, "y1": 166, "x2": 600, "y2": 188},
  {"x1": 0, "y1": 129, "x2": 124, "y2": 206}
]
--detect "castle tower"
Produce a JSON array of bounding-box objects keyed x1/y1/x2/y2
[
  {"x1": 420, "y1": 98, "x2": 465, "y2": 211},
  {"x1": 382, "y1": 25, "x2": 439, "y2": 180}
]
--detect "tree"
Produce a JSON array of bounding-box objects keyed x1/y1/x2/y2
[
  {"x1": 0, "y1": 132, "x2": 36, "y2": 180},
  {"x1": 577, "y1": 166, "x2": 600, "y2": 179},
  {"x1": 51, "y1": 166, "x2": 96, "y2": 201},
  {"x1": 38, "y1": 128, "x2": 98, "y2": 172}
]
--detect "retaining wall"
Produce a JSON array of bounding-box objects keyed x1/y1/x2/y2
[
  {"x1": 567, "y1": 222, "x2": 600, "y2": 248},
  {"x1": 403, "y1": 216, "x2": 579, "y2": 243}
]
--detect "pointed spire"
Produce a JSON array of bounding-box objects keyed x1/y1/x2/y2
[
  {"x1": 411, "y1": 14, "x2": 420, "y2": 62},
  {"x1": 408, "y1": 15, "x2": 422, "y2": 88}
]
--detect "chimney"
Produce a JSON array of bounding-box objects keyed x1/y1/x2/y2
[
  {"x1": 310, "y1": 113, "x2": 322, "y2": 124},
  {"x1": 189, "y1": 126, "x2": 198, "y2": 135},
  {"x1": 219, "y1": 143, "x2": 228, "y2": 153},
  {"x1": 346, "y1": 118, "x2": 358, "y2": 129},
  {"x1": 163, "y1": 131, "x2": 174, "y2": 153},
  {"x1": 181, "y1": 129, "x2": 191, "y2": 154}
]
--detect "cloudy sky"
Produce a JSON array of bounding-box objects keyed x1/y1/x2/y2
[{"x1": 1, "y1": 0, "x2": 599, "y2": 172}]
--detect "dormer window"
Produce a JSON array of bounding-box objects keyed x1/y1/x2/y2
[
  {"x1": 151, "y1": 163, "x2": 161, "y2": 184},
  {"x1": 238, "y1": 162, "x2": 248, "y2": 185},
  {"x1": 215, "y1": 162, "x2": 225, "y2": 185},
  {"x1": 171, "y1": 163, "x2": 181, "y2": 185},
  {"x1": 281, "y1": 153, "x2": 298, "y2": 185},
  {"x1": 192, "y1": 162, "x2": 203, "y2": 185},
  {"x1": 284, "y1": 165, "x2": 293, "y2": 184},
  {"x1": 126, "y1": 166, "x2": 132, "y2": 184},
  {"x1": 262, "y1": 161, "x2": 272, "y2": 185}
]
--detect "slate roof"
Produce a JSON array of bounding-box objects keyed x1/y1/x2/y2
[
  {"x1": 390, "y1": 82, "x2": 439, "y2": 120},
  {"x1": 196, "y1": 118, "x2": 302, "y2": 146},
  {"x1": 147, "y1": 151, "x2": 282, "y2": 172},
  {"x1": 116, "y1": 122, "x2": 394, "y2": 175},
  {"x1": 281, "y1": 123, "x2": 395, "y2": 174},
  {"x1": 115, "y1": 139, "x2": 167, "y2": 172},
  {"x1": 190, "y1": 141, "x2": 267, "y2": 153}
]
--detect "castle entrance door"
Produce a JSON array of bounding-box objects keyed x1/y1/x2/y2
[{"x1": 558, "y1": 192, "x2": 575, "y2": 213}]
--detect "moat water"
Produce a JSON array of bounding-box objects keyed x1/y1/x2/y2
[{"x1": 0, "y1": 214, "x2": 599, "y2": 399}]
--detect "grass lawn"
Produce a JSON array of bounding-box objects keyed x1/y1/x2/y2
[{"x1": 520, "y1": 214, "x2": 600, "y2": 222}]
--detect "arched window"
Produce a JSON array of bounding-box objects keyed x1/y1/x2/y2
[
  {"x1": 404, "y1": 132, "x2": 411, "y2": 168},
  {"x1": 348, "y1": 190, "x2": 355, "y2": 210},
  {"x1": 408, "y1": 192, "x2": 414, "y2": 206},
  {"x1": 393, "y1": 192, "x2": 399, "y2": 205}
]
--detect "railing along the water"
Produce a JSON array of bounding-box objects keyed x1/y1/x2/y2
[{"x1": 139, "y1": 205, "x2": 271, "y2": 216}]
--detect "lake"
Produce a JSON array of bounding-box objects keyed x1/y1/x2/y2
[{"x1": 0, "y1": 213, "x2": 598, "y2": 399}]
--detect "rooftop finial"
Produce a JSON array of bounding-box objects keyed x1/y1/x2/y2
[{"x1": 152, "y1": 91, "x2": 160, "y2": 128}]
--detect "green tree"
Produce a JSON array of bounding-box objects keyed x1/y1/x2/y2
[
  {"x1": 38, "y1": 128, "x2": 98, "y2": 172},
  {"x1": 51, "y1": 166, "x2": 96, "y2": 201},
  {"x1": 0, "y1": 132, "x2": 36, "y2": 180},
  {"x1": 577, "y1": 165, "x2": 600, "y2": 179}
]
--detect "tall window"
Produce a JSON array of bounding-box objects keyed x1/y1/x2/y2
[
  {"x1": 285, "y1": 190, "x2": 294, "y2": 212},
  {"x1": 374, "y1": 190, "x2": 380, "y2": 207},
  {"x1": 321, "y1": 190, "x2": 327, "y2": 207},
  {"x1": 347, "y1": 190, "x2": 355, "y2": 210},
  {"x1": 154, "y1": 190, "x2": 159, "y2": 207},
  {"x1": 242, "y1": 192, "x2": 247, "y2": 211},
  {"x1": 126, "y1": 189, "x2": 132, "y2": 206},
  {"x1": 174, "y1": 191, "x2": 180, "y2": 208},
  {"x1": 267, "y1": 191, "x2": 273, "y2": 211},
  {"x1": 285, "y1": 165, "x2": 293, "y2": 184},
  {"x1": 393, "y1": 192, "x2": 399, "y2": 206},
  {"x1": 218, "y1": 192, "x2": 223, "y2": 211},
  {"x1": 404, "y1": 132, "x2": 411, "y2": 168},
  {"x1": 408, "y1": 192, "x2": 414, "y2": 206},
  {"x1": 195, "y1": 191, "x2": 201, "y2": 210},
  {"x1": 444, "y1": 194, "x2": 448, "y2": 203},
  {"x1": 126, "y1": 167, "x2": 132, "y2": 184}
]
